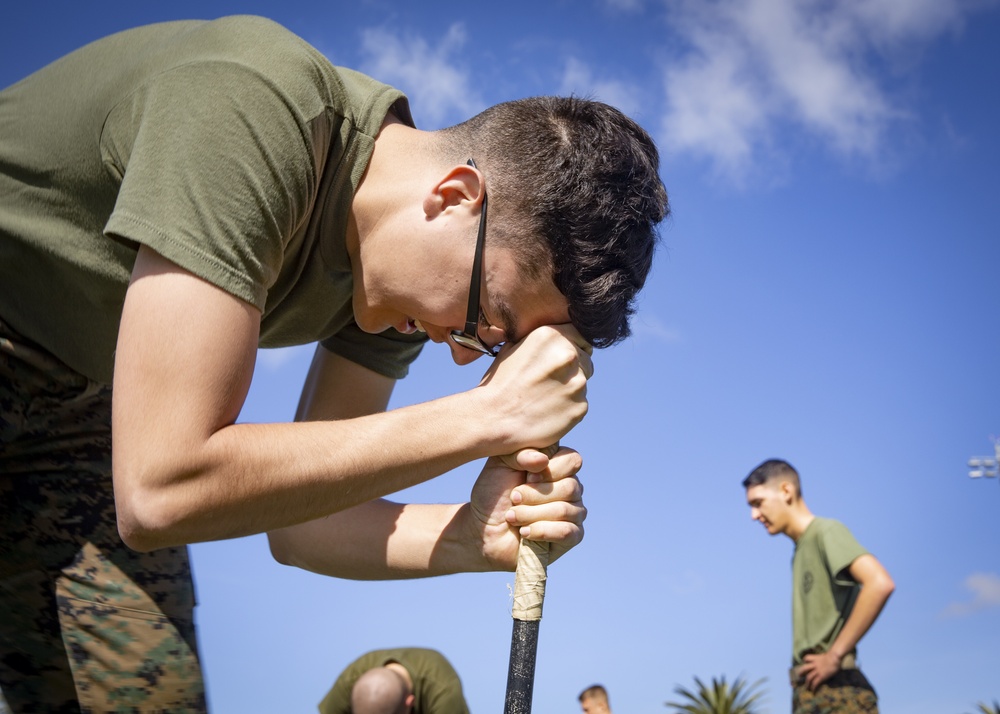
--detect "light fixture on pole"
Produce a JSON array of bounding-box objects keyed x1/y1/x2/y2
[{"x1": 968, "y1": 437, "x2": 999, "y2": 480}]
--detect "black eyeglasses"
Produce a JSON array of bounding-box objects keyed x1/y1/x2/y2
[{"x1": 450, "y1": 159, "x2": 498, "y2": 358}]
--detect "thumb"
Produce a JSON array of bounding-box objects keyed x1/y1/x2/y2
[{"x1": 498, "y1": 444, "x2": 559, "y2": 472}]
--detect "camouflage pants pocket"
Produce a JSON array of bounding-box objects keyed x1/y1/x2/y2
[
  {"x1": 1, "y1": 318, "x2": 207, "y2": 713},
  {"x1": 57, "y1": 562, "x2": 205, "y2": 713}
]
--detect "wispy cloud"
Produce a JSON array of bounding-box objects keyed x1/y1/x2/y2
[
  {"x1": 660, "y1": 0, "x2": 991, "y2": 180},
  {"x1": 558, "y1": 57, "x2": 643, "y2": 119},
  {"x1": 631, "y1": 313, "x2": 683, "y2": 344},
  {"x1": 358, "y1": 24, "x2": 483, "y2": 128},
  {"x1": 942, "y1": 571, "x2": 1000, "y2": 617}
]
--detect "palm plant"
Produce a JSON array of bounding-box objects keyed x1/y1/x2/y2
[
  {"x1": 665, "y1": 675, "x2": 767, "y2": 714},
  {"x1": 967, "y1": 701, "x2": 1000, "y2": 714}
]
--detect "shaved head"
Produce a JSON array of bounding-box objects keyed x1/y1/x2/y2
[{"x1": 351, "y1": 667, "x2": 409, "y2": 714}]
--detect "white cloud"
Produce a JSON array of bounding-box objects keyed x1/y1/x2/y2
[
  {"x1": 558, "y1": 57, "x2": 643, "y2": 119},
  {"x1": 631, "y1": 313, "x2": 683, "y2": 344},
  {"x1": 942, "y1": 571, "x2": 1000, "y2": 617},
  {"x1": 660, "y1": 0, "x2": 991, "y2": 180},
  {"x1": 358, "y1": 24, "x2": 483, "y2": 128}
]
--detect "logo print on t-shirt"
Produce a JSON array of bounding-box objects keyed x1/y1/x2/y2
[{"x1": 803, "y1": 571, "x2": 814, "y2": 595}]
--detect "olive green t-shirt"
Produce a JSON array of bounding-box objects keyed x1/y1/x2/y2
[
  {"x1": 0, "y1": 15, "x2": 424, "y2": 384},
  {"x1": 791, "y1": 517, "x2": 869, "y2": 666},
  {"x1": 318, "y1": 647, "x2": 471, "y2": 714}
]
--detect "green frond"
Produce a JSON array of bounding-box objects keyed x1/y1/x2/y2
[{"x1": 665, "y1": 674, "x2": 768, "y2": 714}]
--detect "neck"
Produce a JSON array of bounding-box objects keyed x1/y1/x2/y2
[
  {"x1": 350, "y1": 118, "x2": 439, "y2": 252},
  {"x1": 785, "y1": 503, "x2": 815, "y2": 543},
  {"x1": 384, "y1": 662, "x2": 413, "y2": 693}
]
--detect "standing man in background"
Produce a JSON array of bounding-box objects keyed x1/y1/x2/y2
[{"x1": 743, "y1": 459, "x2": 895, "y2": 713}]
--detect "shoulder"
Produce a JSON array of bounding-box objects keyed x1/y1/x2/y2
[
  {"x1": 185, "y1": 16, "x2": 314, "y2": 55},
  {"x1": 812, "y1": 517, "x2": 854, "y2": 537},
  {"x1": 403, "y1": 647, "x2": 453, "y2": 667}
]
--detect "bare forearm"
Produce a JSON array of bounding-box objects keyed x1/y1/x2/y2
[
  {"x1": 114, "y1": 391, "x2": 495, "y2": 551},
  {"x1": 114, "y1": 250, "x2": 591, "y2": 553},
  {"x1": 829, "y1": 576, "x2": 894, "y2": 660},
  {"x1": 268, "y1": 500, "x2": 482, "y2": 579}
]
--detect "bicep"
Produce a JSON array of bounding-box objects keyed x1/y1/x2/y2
[
  {"x1": 296, "y1": 344, "x2": 396, "y2": 422},
  {"x1": 848, "y1": 554, "x2": 893, "y2": 587},
  {"x1": 112, "y1": 245, "x2": 260, "y2": 482}
]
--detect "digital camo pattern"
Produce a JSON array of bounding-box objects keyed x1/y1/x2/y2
[
  {"x1": 1, "y1": 320, "x2": 206, "y2": 712},
  {"x1": 792, "y1": 669, "x2": 878, "y2": 714}
]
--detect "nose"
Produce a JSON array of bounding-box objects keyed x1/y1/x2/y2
[{"x1": 750, "y1": 508, "x2": 761, "y2": 521}]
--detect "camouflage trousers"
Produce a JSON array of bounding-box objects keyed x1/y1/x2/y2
[
  {"x1": 0, "y1": 319, "x2": 207, "y2": 712},
  {"x1": 792, "y1": 668, "x2": 878, "y2": 714}
]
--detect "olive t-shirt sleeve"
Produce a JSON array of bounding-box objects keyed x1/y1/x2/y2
[
  {"x1": 819, "y1": 520, "x2": 868, "y2": 586},
  {"x1": 102, "y1": 60, "x2": 314, "y2": 310}
]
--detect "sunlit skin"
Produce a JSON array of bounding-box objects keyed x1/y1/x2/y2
[
  {"x1": 744, "y1": 477, "x2": 895, "y2": 692},
  {"x1": 745, "y1": 480, "x2": 808, "y2": 539},
  {"x1": 113, "y1": 110, "x2": 592, "y2": 569},
  {"x1": 580, "y1": 698, "x2": 610, "y2": 714},
  {"x1": 347, "y1": 118, "x2": 571, "y2": 366}
]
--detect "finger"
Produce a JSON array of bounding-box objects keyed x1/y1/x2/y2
[
  {"x1": 577, "y1": 349, "x2": 595, "y2": 380},
  {"x1": 512, "y1": 475, "x2": 583, "y2": 507},
  {"x1": 524, "y1": 448, "x2": 583, "y2": 485},
  {"x1": 514, "y1": 519, "x2": 585, "y2": 548},
  {"x1": 550, "y1": 323, "x2": 593, "y2": 355},
  {"x1": 506, "y1": 497, "x2": 586, "y2": 530},
  {"x1": 498, "y1": 447, "x2": 553, "y2": 473}
]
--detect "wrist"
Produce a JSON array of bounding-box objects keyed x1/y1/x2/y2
[
  {"x1": 449, "y1": 503, "x2": 497, "y2": 573},
  {"x1": 827, "y1": 647, "x2": 846, "y2": 663},
  {"x1": 467, "y1": 382, "x2": 517, "y2": 456}
]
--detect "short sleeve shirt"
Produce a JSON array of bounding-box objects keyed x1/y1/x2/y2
[
  {"x1": 318, "y1": 648, "x2": 470, "y2": 714},
  {"x1": 0, "y1": 16, "x2": 425, "y2": 384},
  {"x1": 791, "y1": 517, "x2": 869, "y2": 665}
]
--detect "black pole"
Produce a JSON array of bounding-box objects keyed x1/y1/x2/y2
[{"x1": 504, "y1": 619, "x2": 541, "y2": 713}]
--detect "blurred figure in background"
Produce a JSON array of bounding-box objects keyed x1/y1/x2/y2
[{"x1": 743, "y1": 459, "x2": 895, "y2": 714}]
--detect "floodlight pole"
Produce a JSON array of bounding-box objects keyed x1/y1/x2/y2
[{"x1": 967, "y1": 437, "x2": 1000, "y2": 484}]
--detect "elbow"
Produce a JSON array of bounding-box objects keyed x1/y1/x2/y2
[
  {"x1": 267, "y1": 530, "x2": 295, "y2": 567},
  {"x1": 870, "y1": 571, "x2": 895, "y2": 603},
  {"x1": 882, "y1": 574, "x2": 896, "y2": 600},
  {"x1": 114, "y1": 478, "x2": 185, "y2": 553}
]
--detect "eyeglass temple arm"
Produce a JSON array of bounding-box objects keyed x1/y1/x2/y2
[{"x1": 463, "y1": 159, "x2": 487, "y2": 336}]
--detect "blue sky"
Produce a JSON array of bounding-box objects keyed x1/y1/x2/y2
[{"x1": 4, "y1": 1, "x2": 999, "y2": 712}]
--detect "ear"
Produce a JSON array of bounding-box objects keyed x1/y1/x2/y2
[
  {"x1": 405, "y1": 693, "x2": 416, "y2": 710},
  {"x1": 422, "y1": 162, "x2": 484, "y2": 218},
  {"x1": 779, "y1": 480, "x2": 795, "y2": 504}
]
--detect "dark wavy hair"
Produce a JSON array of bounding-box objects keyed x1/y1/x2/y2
[{"x1": 439, "y1": 97, "x2": 669, "y2": 347}]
